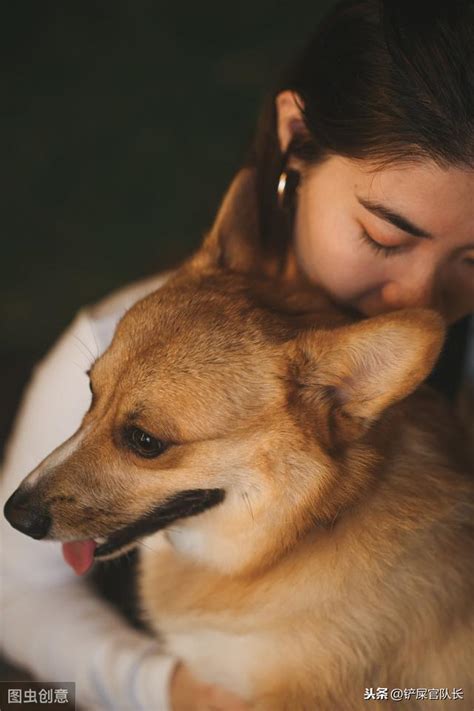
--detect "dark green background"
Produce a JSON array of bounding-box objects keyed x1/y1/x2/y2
[
  {"x1": 2, "y1": 1, "x2": 335, "y2": 354},
  {"x1": 0, "y1": 0, "x2": 335, "y2": 445}
]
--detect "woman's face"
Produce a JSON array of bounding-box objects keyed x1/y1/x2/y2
[
  {"x1": 276, "y1": 91, "x2": 474, "y2": 324},
  {"x1": 292, "y1": 155, "x2": 474, "y2": 324}
]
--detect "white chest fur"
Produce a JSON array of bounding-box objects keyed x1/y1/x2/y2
[
  {"x1": 139, "y1": 532, "x2": 281, "y2": 699},
  {"x1": 164, "y1": 625, "x2": 275, "y2": 699}
]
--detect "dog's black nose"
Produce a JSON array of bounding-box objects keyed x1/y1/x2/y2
[{"x1": 3, "y1": 487, "x2": 51, "y2": 539}]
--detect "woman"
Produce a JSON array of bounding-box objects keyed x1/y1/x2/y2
[{"x1": 1, "y1": 0, "x2": 472, "y2": 709}]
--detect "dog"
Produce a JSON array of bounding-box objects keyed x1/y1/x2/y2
[{"x1": 4, "y1": 171, "x2": 474, "y2": 710}]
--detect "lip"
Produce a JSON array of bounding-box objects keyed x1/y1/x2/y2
[
  {"x1": 94, "y1": 538, "x2": 134, "y2": 559},
  {"x1": 93, "y1": 487, "x2": 225, "y2": 560}
]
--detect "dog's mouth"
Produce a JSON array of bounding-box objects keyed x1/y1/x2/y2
[{"x1": 62, "y1": 488, "x2": 225, "y2": 576}]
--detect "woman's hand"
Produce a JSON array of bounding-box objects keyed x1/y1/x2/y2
[{"x1": 170, "y1": 661, "x2": 251, "y2": 711}]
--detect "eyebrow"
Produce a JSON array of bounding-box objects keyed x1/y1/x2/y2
[
  {"x1": 357, "y1": 197, "x2": 433, "y2": 239},
  {"x1": 125, "y1": 407, "x2": 146, "y2": 423}
]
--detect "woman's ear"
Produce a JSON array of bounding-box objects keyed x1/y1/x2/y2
[{"x1": 275, "y1": 91, "x2": 307, "y2": 155}]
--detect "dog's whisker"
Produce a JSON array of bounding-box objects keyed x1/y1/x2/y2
[
  {"x1": 242, "y1": 491, "x2": 255, "y2": 522},
  {"x1": 72, "y1": 335, "x2": 97, "y2": 368},
  {"x1": 89, "y1": 324, "x2": 100, "y2": 360},
  {"x1": 329, "y1": 505, "x2": 342, "y2": 533},
  {"x1": 136, "y1": 539, "x2": 161, "y2": 553}
]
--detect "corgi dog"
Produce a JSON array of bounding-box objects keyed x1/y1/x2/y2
[{"x1": 4, "y1": 171, "x2": 474, "y2": 710}]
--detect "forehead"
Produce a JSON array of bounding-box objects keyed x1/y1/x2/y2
[
  {"x1": 91, "y1": 280, "x2": 292, "y2": 438},
  {"x1": 347, "y1": 157, "x2": 474, "y2": 243},
  {"x1": 115, "y1": 280, "x2": 288, "y2": 357}
]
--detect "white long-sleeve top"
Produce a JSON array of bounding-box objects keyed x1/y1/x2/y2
[{"x1": 0, "y1": 272, "x2": 178, "y2": 711}]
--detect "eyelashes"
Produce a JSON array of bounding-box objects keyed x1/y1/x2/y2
[
  {"x1": 359, "y1": 229, "x2": 406, "y2": 258},
  {"x1": 359, "y1": 230, "x2": 474, "y2": 270}
]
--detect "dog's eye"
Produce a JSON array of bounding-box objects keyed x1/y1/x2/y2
[{"x1": 126, "y1": 427, "x2": 167, "y2": 459}]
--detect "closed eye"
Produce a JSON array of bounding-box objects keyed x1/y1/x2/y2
[{"x1": 359, "y1": 229, "x2": 407, "y2": 257}]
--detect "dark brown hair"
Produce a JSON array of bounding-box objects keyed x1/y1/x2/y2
[{"x1": 249, "y1": 0, "x2": 474, "y2": 268}]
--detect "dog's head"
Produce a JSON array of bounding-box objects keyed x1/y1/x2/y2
[{"x1": 4, "y1": 170, "x2": 445, "y2": 575}]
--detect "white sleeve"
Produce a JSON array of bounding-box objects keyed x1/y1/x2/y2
[{"x1": 0, "y1": 309, "x2": 177, "y2": 711}]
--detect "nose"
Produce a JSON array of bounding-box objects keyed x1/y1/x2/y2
[
  {"x1": 3, "y1": 487, "x2": 51, "y2": 539},
  {"x1": 381, "y1": 273, "x2": 439, "y2": 311}
]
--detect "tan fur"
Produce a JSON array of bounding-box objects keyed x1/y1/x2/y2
[{"x1": 11, "y1": 170, "x2": 473, "y2": 709}]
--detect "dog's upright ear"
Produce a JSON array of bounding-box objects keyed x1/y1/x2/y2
[
  {"x1": 291, "y1": 309, "x2": 446, "y2": 444},
  {"x1": 188, "y1": 168, "x2": 264, "y2": 276}
]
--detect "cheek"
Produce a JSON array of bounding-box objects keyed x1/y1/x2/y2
[{"x1": 293, "y1": 196, "x2": 384, "y2": 301}]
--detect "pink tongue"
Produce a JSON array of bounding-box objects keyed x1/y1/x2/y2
[{"x1": 62, "y1": 540, "x2": 97, "y2": 575}]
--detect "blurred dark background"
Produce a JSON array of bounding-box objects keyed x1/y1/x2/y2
[{"x1": 0, "y1": 0, "x2": 335, "y2": 456}]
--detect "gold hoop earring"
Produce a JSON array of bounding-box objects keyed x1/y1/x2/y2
[
  {"x1": 277, "y1": 169, "x2": 300, "y2": 209},
  {"x1": 277, "y1": 171, "x2": 288, "y2": 207}
]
